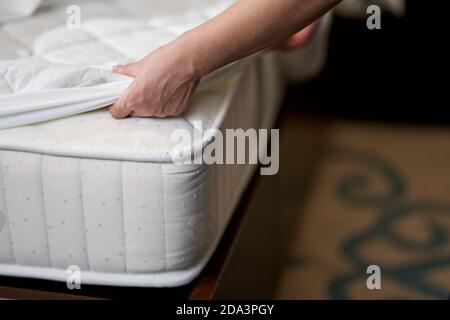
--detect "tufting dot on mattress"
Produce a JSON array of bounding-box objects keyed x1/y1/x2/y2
[
  {"x1": 105, "y1": 257, "x2": 109, "y2": 261},
  {"x1": 64, "y1": 199, "x2": 68, "y2": 204},
  {"x1": 98, "y1": 223, "x2": 103, "y2": 227},
  {"x1": 119, "y1": 252, "x2": 123, "y2": 257},
  {"x1": 32, "y1": 250, "x2": 36, "y2": 254},
  {"x1": 9, "y1": 241, "x2": 13, "y2": 246},
  {"x1": 26, "y1": 196, "x2": 30, "y2": 201},
  {"x1": 143, "y1": 260, "x2": 148, "y2": 264},
  {"x1": 61, "y1": 220, "x2": 65, "y2": 225},
  {"x1": 24, "y1": 218, "x2": 28, "y2": 222},
  {"x1": 68, "y1": 254, "x2": 72, "y2": 258},
  {"x1": 141, "y1": 206, "x2": 146, "y2": 210},
  {"x1": 102, "y1": 202, "x2": 106, "y2": 207},
  {"x1": 48, "y1": 225, "x2": 52, "y2": 230},
  {"x1": 137, "y1": 227, "x2": 141, "y2": 231}
]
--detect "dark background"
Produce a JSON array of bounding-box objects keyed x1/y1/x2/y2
[{"x1": 290, "y1": 0, "x2": 449, "y2": 123}]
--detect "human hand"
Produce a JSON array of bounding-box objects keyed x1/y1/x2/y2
[{"x1": 109, "y1": 41, "x2": 201, "y2": 119}]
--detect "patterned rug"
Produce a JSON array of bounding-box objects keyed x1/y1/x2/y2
[{"x1": 275, "y1": 121, "x2": 450, "y2": 299}]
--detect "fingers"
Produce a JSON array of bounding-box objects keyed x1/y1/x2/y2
[
  {"x1": 109, "y1": 76, "x2": 198, "y2": 119},
  {"x1": 113, "y1": 62, "x2": 139, "y2": 77},
  {"x1": 109, "y1": 88, "x2": 133, "y2": 119},
  {"x1": 110, "y1": 61, "x2": 144, "y2": 119}
]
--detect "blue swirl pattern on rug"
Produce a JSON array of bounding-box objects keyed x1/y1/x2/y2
[{"x1": 328, "y1": 148, "x2": 450, "y2": 299}]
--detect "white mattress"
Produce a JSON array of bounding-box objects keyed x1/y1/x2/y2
[{"x1": 0, "y1": 0, "x2": 289, "y2": 287}]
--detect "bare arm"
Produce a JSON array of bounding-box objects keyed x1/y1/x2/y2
[
  {"x1": 110, "y1": 0, "x2": 341, "y2": 118},
  {"x1": 183, "y1": 0, "x2": 340, "y2": 76}
]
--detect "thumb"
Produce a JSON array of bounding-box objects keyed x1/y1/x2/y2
[
  {"x1": 109, "y1": 85, "x2": 133, "y2": 119},
  {"x1": 113, "y1": 62, "x2": 139, "y2": 77}
]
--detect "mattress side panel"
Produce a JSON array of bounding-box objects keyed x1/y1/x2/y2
[
  {"x1": 0, "y1": 150, "x2": 218, "y2": 276},
  {"x1": 122, "y1": 161, "x2": 166, "y2": 273},
  {"x1": 80, "y1": 159, "x2": 127, "y2": 273},
  {"x1": 42, "y1": 156, "x2": 89, "y2": 270},
  {"x1": 161, "y1": 163, "x2": 214, "y2": 271},
  {"x1": 2, "y1": 151, "x2": 51, "y2": 267},
  {"x1": 217, "y1": 59, "x2": 260, "y2": 226}
]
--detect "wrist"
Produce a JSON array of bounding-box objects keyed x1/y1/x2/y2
[{"x1": 175, "y1": 30, "x2": 214, "y2": 78}]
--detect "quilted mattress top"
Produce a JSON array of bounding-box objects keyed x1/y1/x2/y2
[{"x1": 0, "y1": 0, "x2": 242, "y2": 162}]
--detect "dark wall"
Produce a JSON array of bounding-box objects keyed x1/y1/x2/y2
[{"x1": 296, "y1": 1, "x2": 450, "y2": 123}]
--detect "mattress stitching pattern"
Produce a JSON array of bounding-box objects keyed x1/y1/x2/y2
[
  {"x1": 40, "y1": 154, "x2": 52, "y2": 267},
  {"x1": 79, "y1": 158, "x2": 90, "y2": 270},
  {"x1": 1, "y1": 1, "x2": 233, "y2": 70},
  {"x1": 1, "y1": 149, "x2": 212, "y2": 274},
  {"x1": 119, "y1": 161, "x2": 127, "y2": 273}
]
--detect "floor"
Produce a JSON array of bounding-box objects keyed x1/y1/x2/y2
[
  {"x1": 273, "y1": 6, "x2": 450, "y2": 299},
  {"x1": 274, "y1": 116, "x2": 450, "y2": 299}
]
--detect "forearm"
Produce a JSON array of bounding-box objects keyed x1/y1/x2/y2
[{"x1": 176, "y1": 0, "x2": 341, "y2": 77}]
